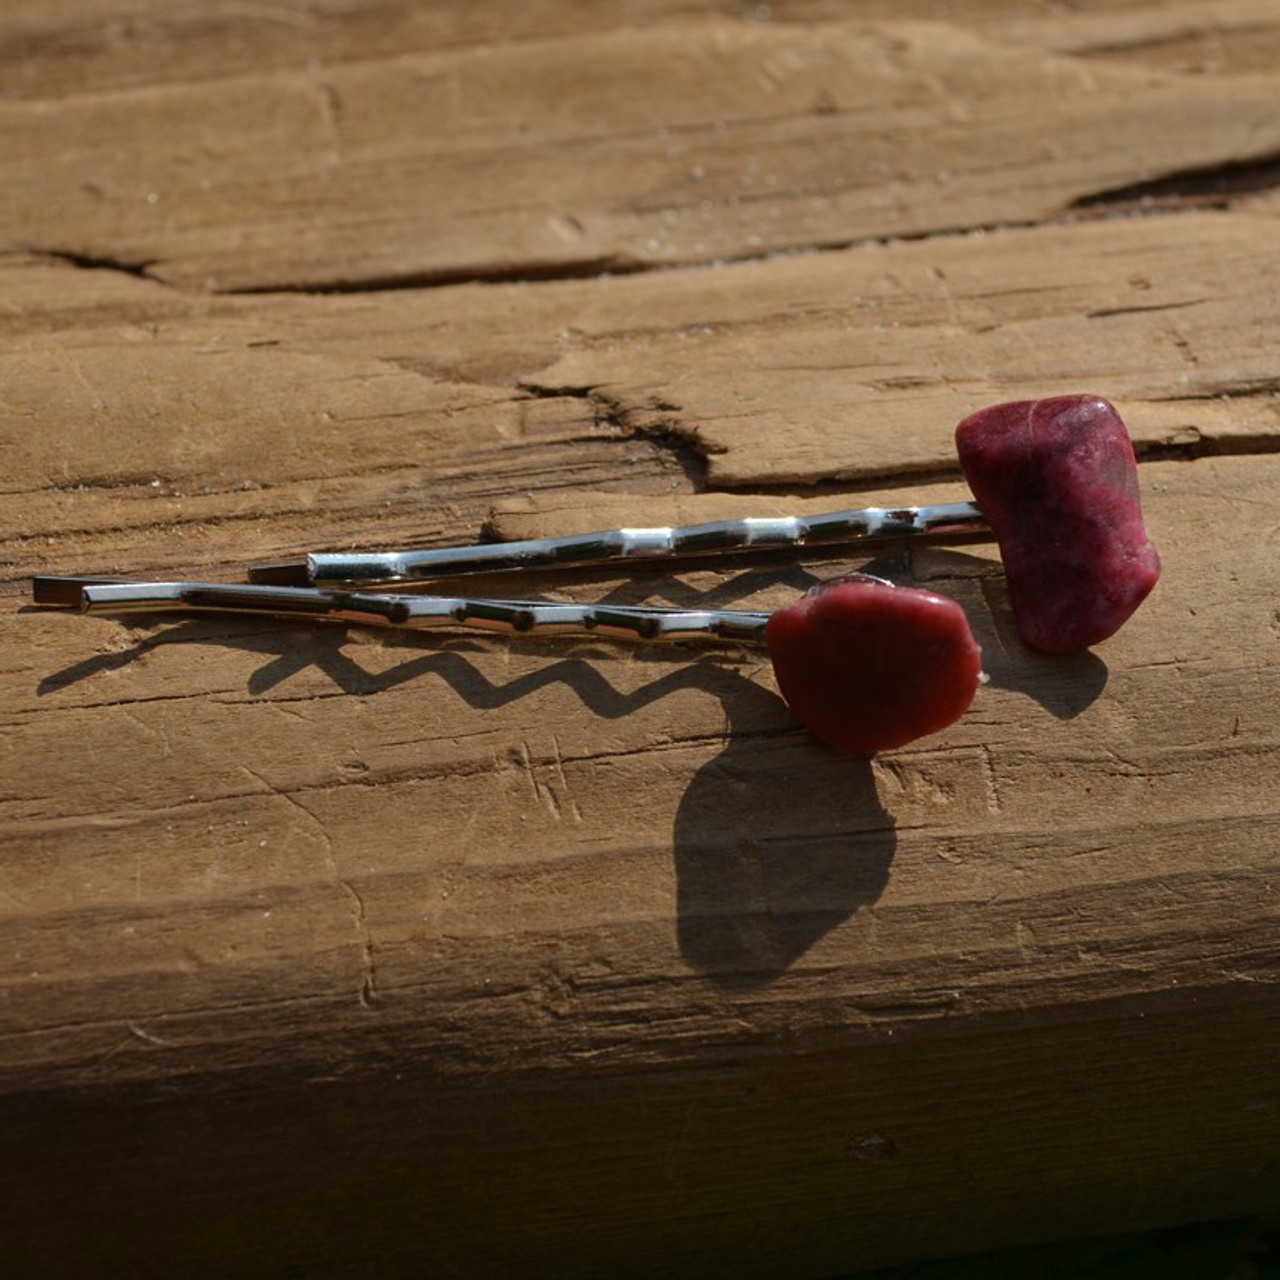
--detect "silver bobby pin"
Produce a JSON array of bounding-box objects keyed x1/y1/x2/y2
[
  {"x1": 32, "y1": 577, "x2": 772, "y2": 645},
  {"x1": 248, "y1": 500, "x2": 986, "y2": 588}
]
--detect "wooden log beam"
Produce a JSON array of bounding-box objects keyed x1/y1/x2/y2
[{"x1": 2, "y1": 3, "x2": 1279, "y2": 1276}]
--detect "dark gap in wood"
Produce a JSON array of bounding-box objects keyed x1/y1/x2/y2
[
  {"x1": 15, "y1": 194, "x2": 1272, "y2": 301},
  {"x1": 1070, "y1": 151, "x2": 1280, "y2": 211},
  {"x1": 703, "y1": 434, "x2": 1280, "y2": 499},
  {"x1": 29, "y1": 247, "x2": 162, "y2": 282},
  {"x1": 1135, "y1": 438, "x2": 1280, "y2": 463},
  {"x1": 627, "y1": 421, "x2": 711, "y2": 492},
  {"x1": 517, "y1": 382, "x2": 711, "y2": 495},
  {"x1": 719, "y1": 468, "x2": 968, "y2": 500},
  {"x1": 221, "y1": 255, "x2": 657, "y2": 295},
  {"x1": 592, "y1": 389, "x2": 711, "y2": 494},
  {"x1": 208, "y1": 222, "x2": 1053, "y2": 297},
  {"x1": 516, "y1": 381, "x2": 602, "y2": 402}
]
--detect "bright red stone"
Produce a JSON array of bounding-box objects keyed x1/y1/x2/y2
[
  {"x1": 766, "y1": 577, "x2": 982, "y2": 754},
  {"x1": 955, "y1": 395, "x2": 1161, "y2": 653}
]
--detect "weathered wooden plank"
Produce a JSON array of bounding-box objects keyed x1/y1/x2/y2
[
  {"x1": 5, "y1": 207, "x2": 1280, "y2": 597},
  {"x1": 513, "y1": 208, "x2": 1280, "y2": 487},
  {"x1": 4, "y1": 18, "x2": 1280, "y2": 290},
  {"x1": 3, "y1": 451, "x2": 1278, "y2": 1274},
  {"x1": 6, "y1": 452, "x2": 1279, "y2": 1061},
  {"x1": 4, "y1": 4, "x2": 1280, "y2": 1275}
]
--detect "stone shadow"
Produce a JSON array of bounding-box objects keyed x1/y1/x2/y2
[{"x1": 672, "y1": 680, "x2": 895, "y2": 990}]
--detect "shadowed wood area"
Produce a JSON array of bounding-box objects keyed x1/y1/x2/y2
[{"x1": 2, "y1": 3, "x2": 1279, "y2": 1278}]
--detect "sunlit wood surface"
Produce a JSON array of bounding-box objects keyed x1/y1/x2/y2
[{"x1": 3, "y1": 3, "x2": 1279, "y2": 1276}]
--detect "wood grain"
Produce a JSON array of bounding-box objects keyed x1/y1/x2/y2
[
  {"x1": 5, "y1": 17, "x2": 1280, "y2": 291},
  {"x1": 2, "y1": 3, "x2": 1279, "y2": 1277},
  {"x1": 8, "y1": 0, "x2": 1280, "y2": 100}
]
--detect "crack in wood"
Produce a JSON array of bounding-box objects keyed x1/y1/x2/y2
[
  {"x1": 1070, "y1": 149, "x2": 1280, "y2": 210},
  {"x1": 11, "y1": 185, "x2": 1275, "y2": 306},
  {"x1": 25, "y1": 247, "x2": 163, "y2": 284},
  {"x1": 515, "y1": 382, "x2": 711, "y2": 493},
  {"x1": 219, "y1": 255, "x2": 658, "y2": 296}
]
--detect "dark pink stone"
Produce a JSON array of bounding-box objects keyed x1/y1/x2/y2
[
  {"x1": 955, "y1": 395, "x2": 1161, "y2": 653},
  {"x1": 766, "y1": 577, "x2": 982, "y2": 755}
]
